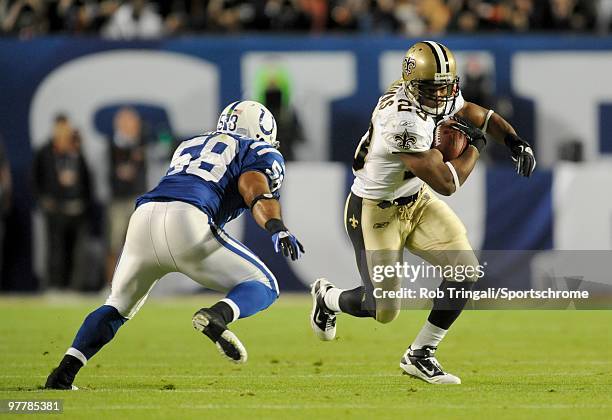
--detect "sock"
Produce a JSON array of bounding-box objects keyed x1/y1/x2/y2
[
  {"x1": 210, "y1": 300, "x2": 236, "y2": 324},
  {"x1": 427, "y1": 280, "x2": 474, "y2": 330},
  {"x1": 323, "y1": 287, "x2": 342, "y2": 312},
  {"x1": 338, "y1": 286, "x2": 374, "y2": 318},
  {"x1": 70, "y1": 305, "x2": 127, "y2": 360},
  {"x1": 226, "y1": 281, "x2": 278, "y2": 319},
  {"x1": 411, "y1": 320, "x2": 448, "y2": 350}
]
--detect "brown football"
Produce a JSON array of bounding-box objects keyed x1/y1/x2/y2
[{"x1": 432, "y1": 119, "x2": 468, "y2": 161}]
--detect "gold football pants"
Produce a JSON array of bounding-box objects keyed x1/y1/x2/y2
[{"x1": 344, "y1": 186, "x2": 479, "y2": 323}]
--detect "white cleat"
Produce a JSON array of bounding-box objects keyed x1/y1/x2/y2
[
  {"x1": 310, "y1": 278, "x2": 337, "y2": 341},
  {"x1": 400, "y1": 346, "x2": 461, "y2": 384}
]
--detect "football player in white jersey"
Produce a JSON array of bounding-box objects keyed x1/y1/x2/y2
[{"x1": 310, "y1": 41, "x2": 536, "y2": 384}]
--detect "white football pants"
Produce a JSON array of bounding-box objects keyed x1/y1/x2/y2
[{"x1": 105, "y1": 201, "x2": 278, "y2": 319}]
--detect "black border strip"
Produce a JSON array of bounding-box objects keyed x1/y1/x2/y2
[
  {"x1": 423, "y1": 41, "x2": 441, "y2": 74},
  {"x1": 436, "y1": 42, "x2": 450, "y2": 73}
]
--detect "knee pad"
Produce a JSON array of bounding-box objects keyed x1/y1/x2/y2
[
  {"x1": 375, "y1": 309, "x2": 400, "y2": 324},
  {"x1": 448, "y1": 251, "x2": 482, "y2": 283}
]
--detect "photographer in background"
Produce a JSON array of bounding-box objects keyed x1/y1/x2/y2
[{"x1": 32, "y1": 114, "x2": 93, "y2": 291}]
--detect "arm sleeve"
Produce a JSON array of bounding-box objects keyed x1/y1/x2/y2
[{"x1": 242, "y1": 146, "x2": 286, "y2": 196}]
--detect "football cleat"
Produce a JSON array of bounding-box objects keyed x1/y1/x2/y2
[
  {"x1": 45, "y1": 367, "x2": 79, "y2": 390},
  {"x1": 399, "y1": 346, "x2": 461, "y2": 384},
  {"x1": 192, "y1": 308, "x2": 247, "y2": 364},
  {"x1": 310, "y1": 278, "x2": 337, "y2": 341}
]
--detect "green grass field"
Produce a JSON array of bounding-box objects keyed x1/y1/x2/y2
[{"x1": 1, "y1": 295, "x2": 611, "y2": 419}]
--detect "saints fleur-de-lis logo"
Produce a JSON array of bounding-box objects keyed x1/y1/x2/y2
[
  {"x1": 403, "y1": 57, "x2": 416, "y2": 76},
  {"x1": 394, "y1": 129, "x2": 417, "y2": 150}
]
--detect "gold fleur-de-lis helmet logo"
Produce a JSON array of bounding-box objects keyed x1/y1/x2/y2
[{"x1": 403, "y1": 57, "x2": 416, "y2": 78}]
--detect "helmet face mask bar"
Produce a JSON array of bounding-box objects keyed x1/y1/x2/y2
[
  {"x1": 401, "y1": 41, "x2": 460, "y2": 118},
  {"x1": 406, "y1": 76, "x2": 460, "y2": 117}
]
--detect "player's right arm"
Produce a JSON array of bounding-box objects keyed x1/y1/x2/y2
[
  {"x1": 398, "y1": 147, "x2": 480, "y2": 196},
  {"x1": 382, "y1": 115, "x2": 485, "y2": 196},
  {"x1": 238, "y1": 171, "x2": 304, "y2": 261},
  {"x1": 238, "y1": 171, "x2": 282, "y2": 228}
]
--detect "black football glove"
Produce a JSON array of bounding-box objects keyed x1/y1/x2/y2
[
  {"x1": 265, "y1": 219, "x2": 305, "y2": 261},
  {"x1": 448, "y1": 116, "x2": 487, "y2": 153},
  {"x1": 504, "y1": 134, "x2": 536, "y2": 177}
]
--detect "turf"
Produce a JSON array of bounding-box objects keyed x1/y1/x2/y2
[{"x1": 1, "y1": 295, "x2": 611, "y2": 419}]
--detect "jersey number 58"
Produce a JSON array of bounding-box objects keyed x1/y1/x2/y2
[{"x1": 167, "y1": 135, "x2": 237, "y2": 182}]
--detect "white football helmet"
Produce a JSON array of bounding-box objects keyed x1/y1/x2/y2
[{"x1": 216, "y1": 100, "x2": 279, "y2": 148}]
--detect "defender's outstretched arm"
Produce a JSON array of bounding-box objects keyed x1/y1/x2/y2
[
  {"x1": 238, "y1": 171, "x2": 281, "y2": 229},
  {"x1": 238, "y1": 171, "x2": 304, "y2": 260}
]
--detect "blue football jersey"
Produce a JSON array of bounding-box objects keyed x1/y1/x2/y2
[{"x1": 137, "y1": 131, "x2": 285, "y2": 227}]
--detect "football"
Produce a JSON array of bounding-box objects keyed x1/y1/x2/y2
[{"x1": 433, "y1": 119, "x2": 468, "y2": 161}]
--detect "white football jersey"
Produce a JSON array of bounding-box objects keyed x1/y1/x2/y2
[{"x1": 351, "y1": 80, "x2": 464, "y2": 200}]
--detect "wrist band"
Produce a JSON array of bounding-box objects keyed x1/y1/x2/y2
[
  {"x1": 265, "y1": 218, "x2": 286, "y2": 234},
  {"x1": 504, "y1": 133, "x2": 520, "y2": 147},
  {"x1": 481, "y1": 109, "x2": 494, "y2": 133},
  {"x1": 445, "y1": 161, "x2": 460, "y2": 193},
  {"x1": 470, "y1": 136, "x2": 486, "y2": 153},
  {"x1": 250, "y1": 193, "x2": 276, "y2": 209}
]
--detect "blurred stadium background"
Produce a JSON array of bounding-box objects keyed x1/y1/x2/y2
[{"x1": 0, "y1": 0, "x2": 611, "y2": 296}]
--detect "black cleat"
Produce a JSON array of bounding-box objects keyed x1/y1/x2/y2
[
  {"x1": 192, "y1": 308, "x2": 247, "y2": 363},
  {"x1": 45, "y1": 367, "x2": 78, "y2": 390}
]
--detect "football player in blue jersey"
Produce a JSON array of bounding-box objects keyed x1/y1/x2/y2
[{"x1": 45, "y1": 100, "x2": 304, "y2": 390}]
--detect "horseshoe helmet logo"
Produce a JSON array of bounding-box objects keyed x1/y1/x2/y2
[{"x1": 259, "y1": 108, "x2": 276, "y2": 136}]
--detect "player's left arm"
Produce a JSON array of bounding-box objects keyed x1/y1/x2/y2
[
  {"x1": 456, "y1": 101, "x2": 536, "y2": 177},
  {"x1": 238, "y1": 171, "x2": 304, "y2": 261}
]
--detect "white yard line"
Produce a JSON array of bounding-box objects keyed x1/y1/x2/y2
[{"x1": 35, "y1": 403, "x2": 612, "y2": 411}]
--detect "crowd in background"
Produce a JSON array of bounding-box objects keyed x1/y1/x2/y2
[{"x1": 1, "y1": 0, "x2": 610, "y2": 39}]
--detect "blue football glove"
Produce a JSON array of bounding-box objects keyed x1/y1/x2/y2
[
  {"x1": 272, "y1": 231, "x2": 305, "y2": 261},
  {"x1": 266, "y1": 219, "x2": 305, "y2": 261}
]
